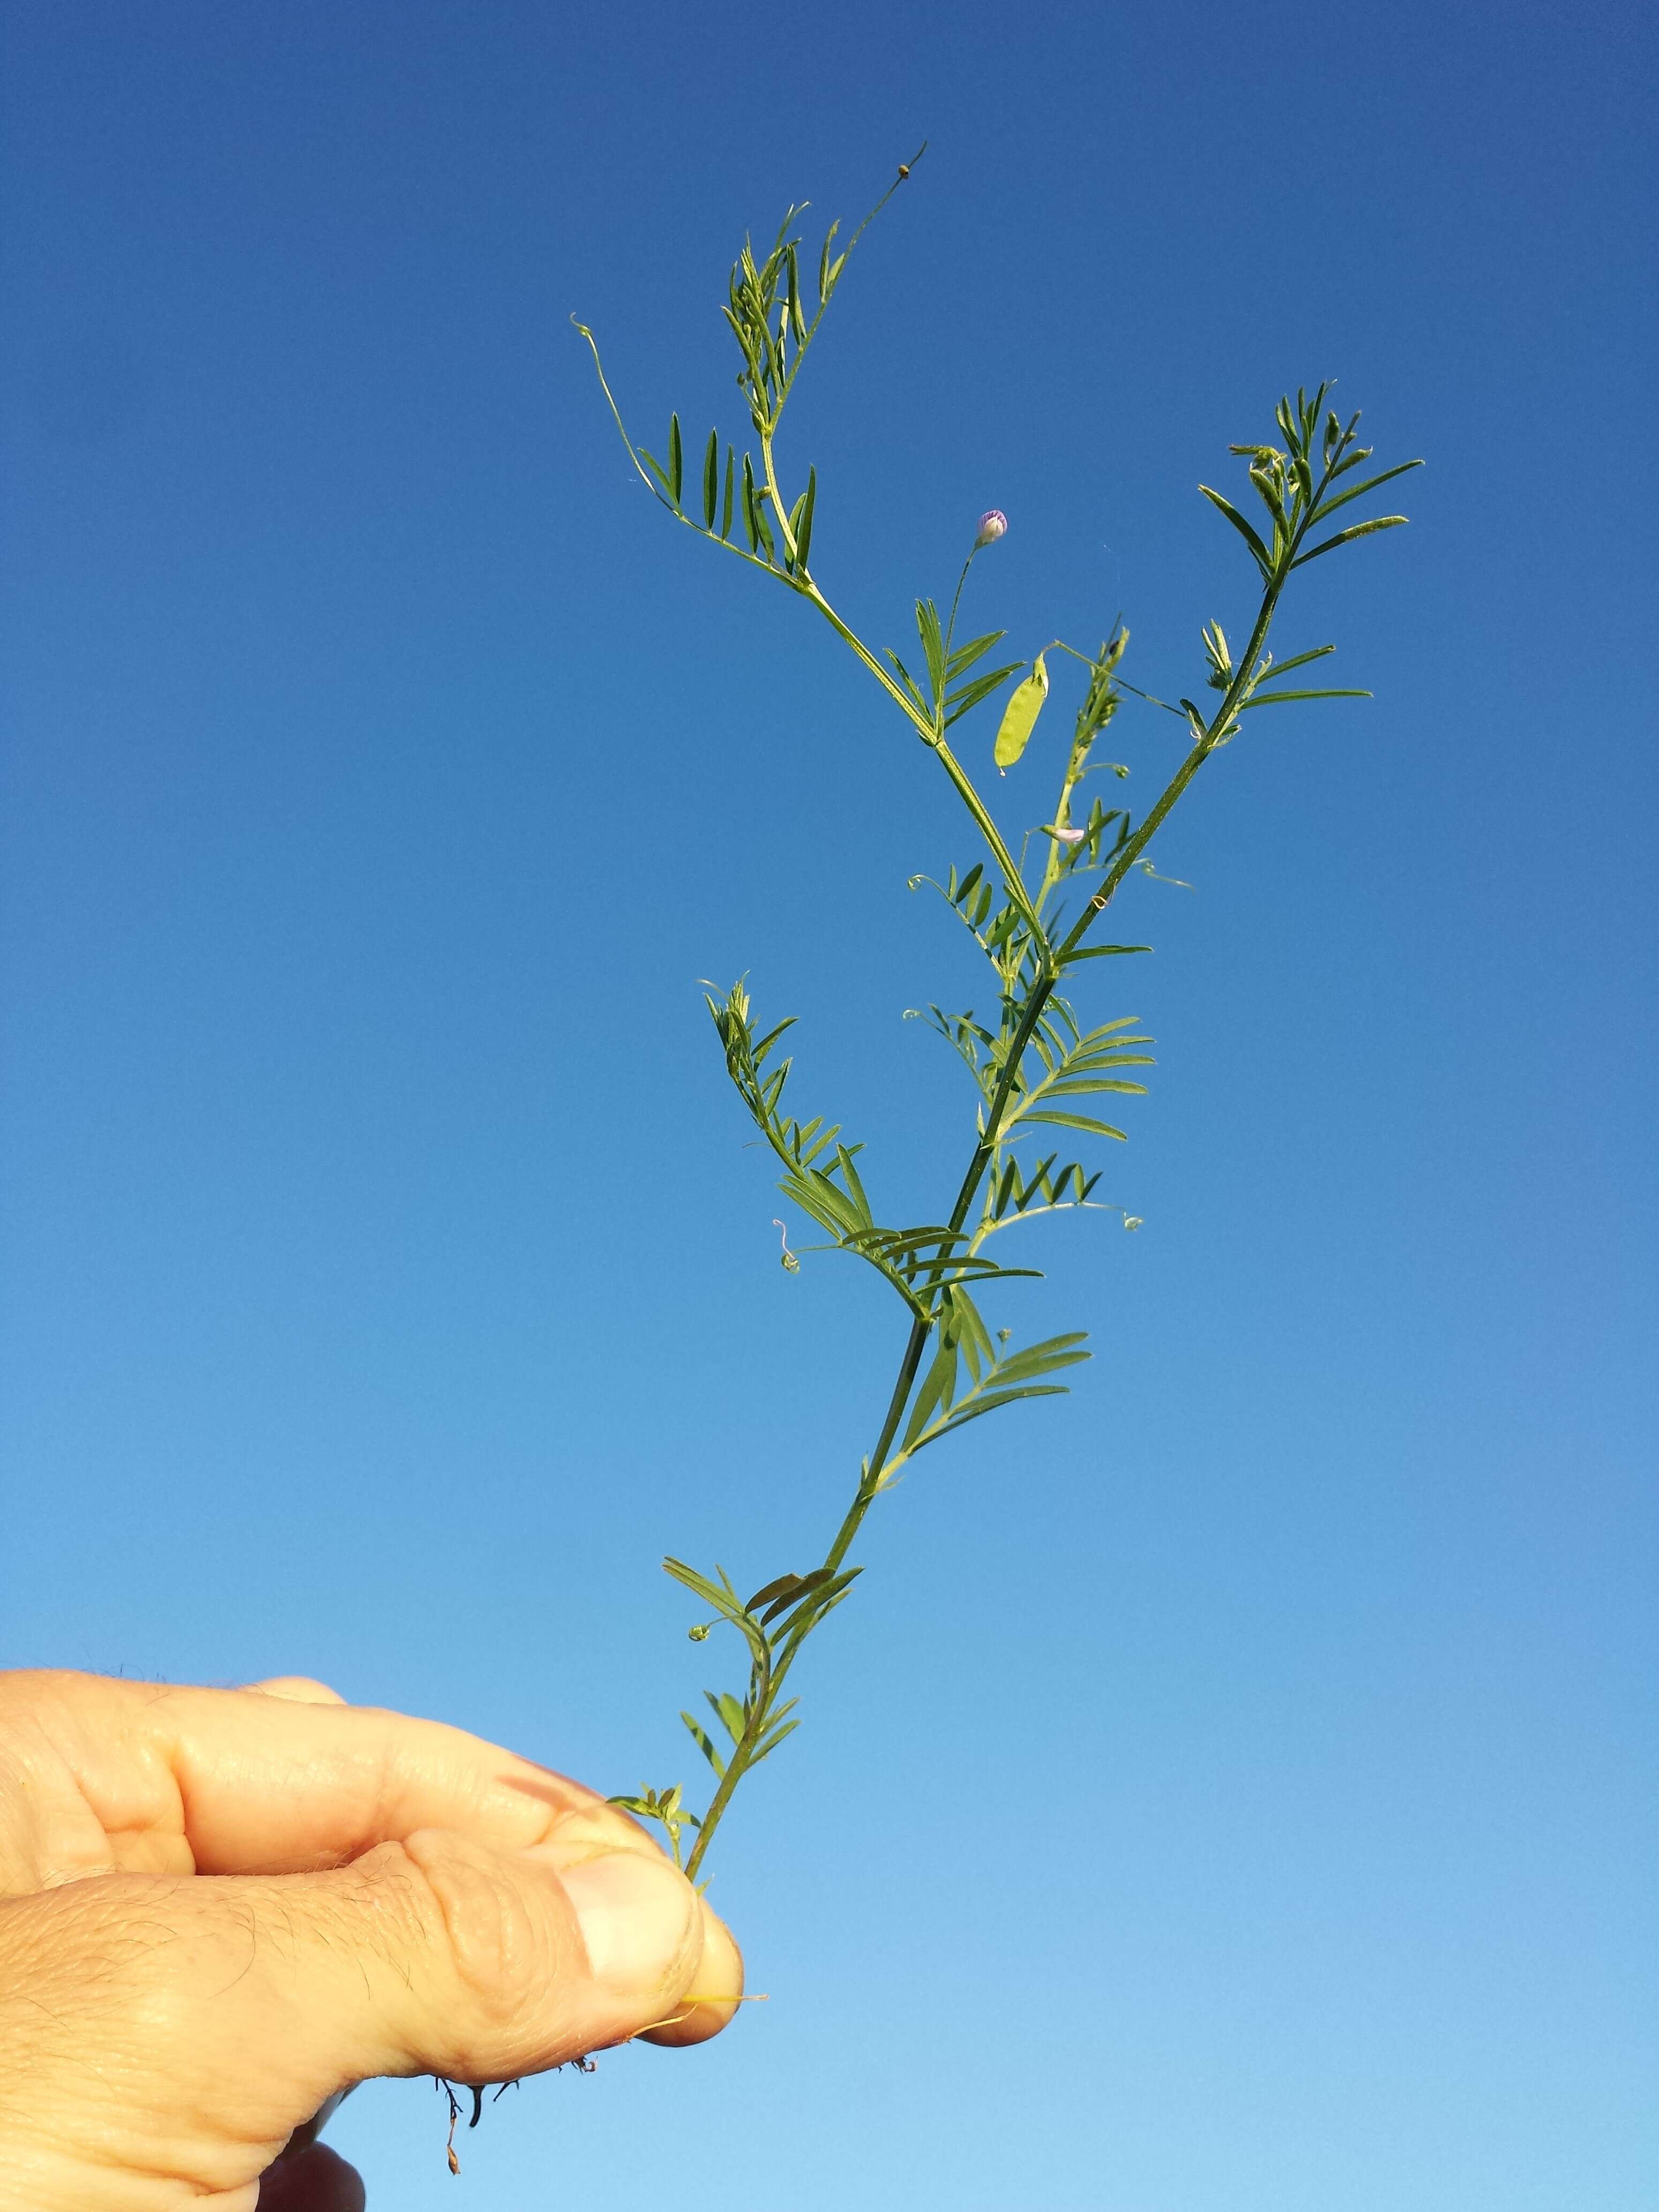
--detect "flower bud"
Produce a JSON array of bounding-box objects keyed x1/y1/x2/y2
[{"x1": 975, "y1": 509, "x2": 1008, "y2": 547}]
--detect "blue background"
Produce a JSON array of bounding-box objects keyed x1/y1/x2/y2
[{"x1": 2, "y1": 3, "x2": 1654, "y2": 2205}]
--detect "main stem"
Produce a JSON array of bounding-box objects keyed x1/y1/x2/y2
[{"x1": 687, "y1": 515, "x2": 1310, "y2": 1884}]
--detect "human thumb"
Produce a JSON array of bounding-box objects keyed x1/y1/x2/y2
[
  {"x1": 3, "y1": 1834, "x2": 739, "y2": 2205},
  {"x1": 260, "y1": 1824, "x2": 740, "y2": 2099}
]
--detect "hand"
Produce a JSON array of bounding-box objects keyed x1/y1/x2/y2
[{"x1": 0, "y1": 1670, "x2": 742, "y2": 2210}]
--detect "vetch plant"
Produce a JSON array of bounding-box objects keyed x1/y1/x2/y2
[{"x1": 576, "y1": 152, "x2": 1418, "y2": 1888}]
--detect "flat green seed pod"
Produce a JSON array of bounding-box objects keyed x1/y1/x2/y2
[{"x1": 994, "y1": 652, "x2": 1049, "y2": 771}]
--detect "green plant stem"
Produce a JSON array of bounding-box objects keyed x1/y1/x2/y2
[
  {"x1": 684, "y1": 1709, "x2": 763, "y2": 1884},
  {"x1": 687, "y1": 775, "x2": 1182, "y2": 1882},
  {"x1": 800, "y1": 580, "x2": 1045, "y2": 940},
  {"x1": 681, "y1": 385, "x2": 1401, "y2": 1887},
  {"x1": 685, "y1": 528, "x2": 1316, "y2": 1881},
  {"x1": 759, "y1": 436, "x2": 797, "y2": 564},
  {"x1": 942, "y1": 547, "x2": 978, "y2": 661}
]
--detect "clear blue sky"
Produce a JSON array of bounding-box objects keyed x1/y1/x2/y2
[{"x1": 2, "y1": 3, "x2": 1654, "y2": 2205}]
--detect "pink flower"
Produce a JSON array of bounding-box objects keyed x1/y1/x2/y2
[{"x1": 975, "y1": 509, "x2": 1008, "y2": 547}]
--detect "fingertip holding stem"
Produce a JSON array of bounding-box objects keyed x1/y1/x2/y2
[
  {"x1": 638, "y1": 1900, "x2": 745, "y2": 2047},
  {"x1": 554, "y1": 1845, "x2": 742, "y2": 2047}
]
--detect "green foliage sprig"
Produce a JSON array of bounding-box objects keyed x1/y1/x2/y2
[{"x1": 578, "y1": 154, "x2": 1418, "y2": 1886}]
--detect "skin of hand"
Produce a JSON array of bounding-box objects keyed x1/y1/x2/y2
[{"x1": 0, "y1": 1670, "x2": 742, "y2": 2211}]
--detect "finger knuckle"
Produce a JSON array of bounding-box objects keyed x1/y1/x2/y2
[{"x1": 397, "y1": 1835, "x2": 565, "y2": 2060}]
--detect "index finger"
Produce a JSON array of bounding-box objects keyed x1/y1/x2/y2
[{"x1": 1, "y1": 1669, "x2": 653, "y2": 1883}]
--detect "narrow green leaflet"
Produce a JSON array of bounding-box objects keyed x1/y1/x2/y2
[
  {"x1": 1198, "y1": 485, "x2": 1271, "y2": 577},
  {"x1": 1238, "y1": 687, "x2": 1371, "y2": 711},
  {"x1": 681, "y1": 1710, "x2": 726, "y2": 1777},
  {"x1": 702, "y1": 429, "x2": 719, "y2": 529},
  {"x1": 706, "y1": 1690, "x2": 749, "y2": 1748},
  {"x1": 791, "y1": 467, "x2": 817, "y2": 572},
  {"x1": 1289, "y1": 514, "x2": 1410, "y2": 569}
]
